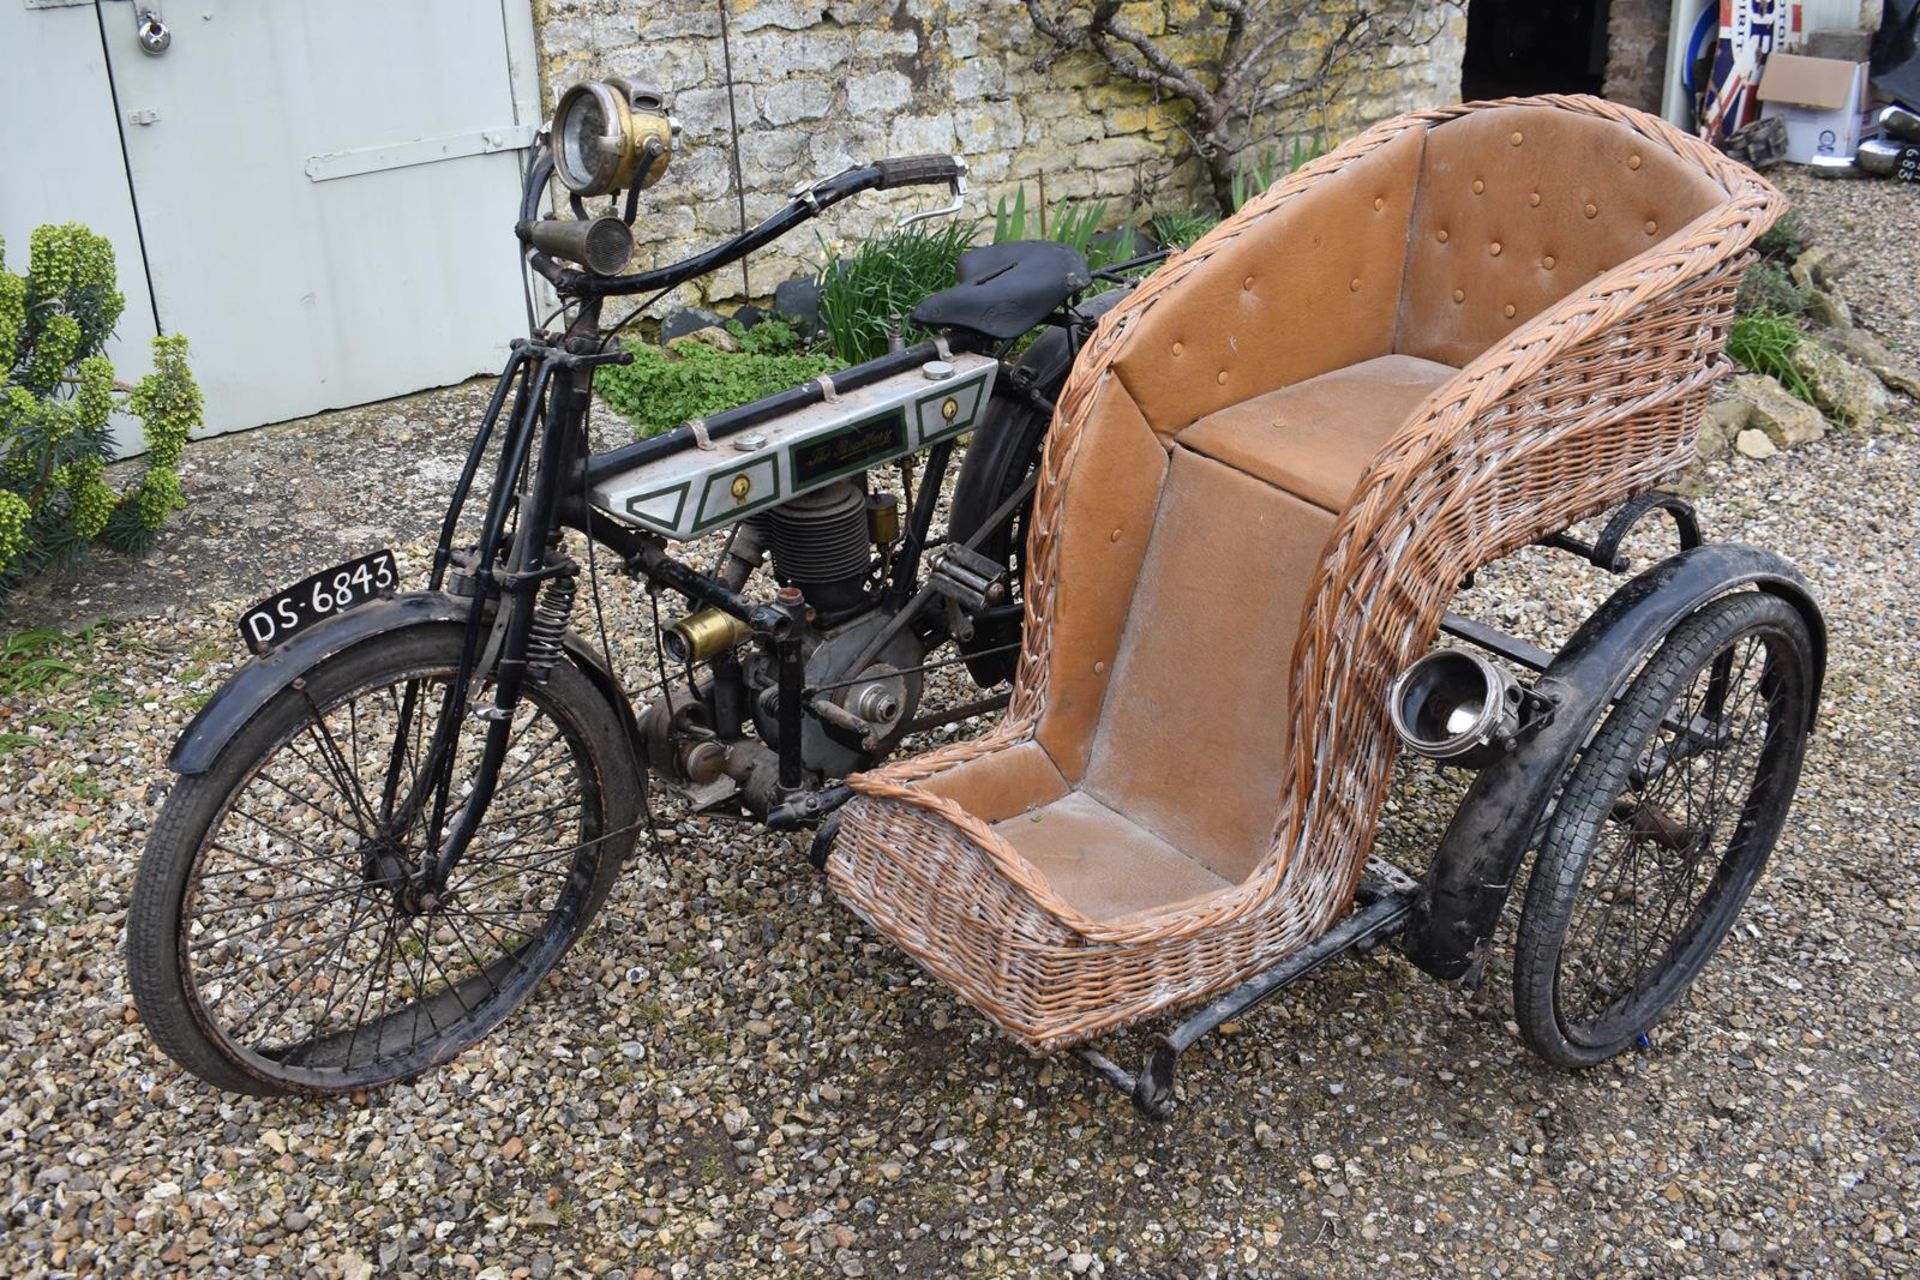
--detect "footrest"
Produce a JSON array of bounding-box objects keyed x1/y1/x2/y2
[{"x1": 927, "y1": 542, "x2": 1008, "y2": 612}]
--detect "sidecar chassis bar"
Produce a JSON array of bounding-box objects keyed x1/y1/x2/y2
[{"x1": 1076, "y1": 858, "x2": 1422, "y2": 1120}]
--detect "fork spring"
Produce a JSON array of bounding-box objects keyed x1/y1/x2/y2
[{"x1": 524, "y1": 572, "x2": 577, "y2": 683}]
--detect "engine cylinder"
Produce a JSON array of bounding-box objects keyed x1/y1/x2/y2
[{"x1": 753, "y1": 480, "x2": 873, "y2": 613}]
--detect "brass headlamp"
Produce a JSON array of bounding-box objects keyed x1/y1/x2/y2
[{"x1": 551, "y1": 78, "x2": 675, "y2": 197}]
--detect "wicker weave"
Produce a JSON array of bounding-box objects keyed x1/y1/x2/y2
[{"x1": 828, "y1": 96, "x2": 1787, "y2": 1052}]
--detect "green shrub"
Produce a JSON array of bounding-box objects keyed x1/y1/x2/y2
[
  {"x1": 991, "y1": 186, "x2": 1138, "y2": 271},
  {"x1": 1755, "y1": 210, "x2": 1806, "y2": 262},
  {"x1": 732, "y1": 315, "x2": 805, "y2": 356},
  {"x1": 595, "y1": 341, "x2": 837, "y2": 439},
  {"x1": 1, "y1": 224, "x2": 200, "y2": 597},
  {"x1": 1735, "y1": 260, "x2": 1812, "y2": 318},
  {"x1": 1147, "y1": 136, "x2": 1325, "y2": 252},
  {"x1": 816, "y1": 219, "x2": 981, "y2": 365},
  {"x1": 1230, "y1": 135, "x2": 1324, "y2": 210},
  {"x1": 1151, "y1": 210, "x2": 1220, "y2": 249},
  {"x1": 1727, "y1": 309, "x2": 1815, "y2": 404}
]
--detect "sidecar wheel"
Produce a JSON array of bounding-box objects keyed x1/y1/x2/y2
[
  {"x1": 127, "y1": 623, "x2": 640, "y2": 1096},
  {"x1": 1513, "y1": 592, "x2": 1816, "y2": 1068}
]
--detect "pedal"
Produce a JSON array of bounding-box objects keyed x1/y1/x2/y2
[
  {"x1": 668, "y1": 774, "x2": 739, "y2": 812},
  {"x1": 927, "y1": 543, "x2": 1007, "y2": 613}
]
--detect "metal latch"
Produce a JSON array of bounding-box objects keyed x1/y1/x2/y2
[{"x1": 136, "y1": 6, "x2": 170, "y2": 54}]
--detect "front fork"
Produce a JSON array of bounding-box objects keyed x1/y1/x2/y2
[{"x1": 407, "y1": 306, "x2": 613, "y2": 891}]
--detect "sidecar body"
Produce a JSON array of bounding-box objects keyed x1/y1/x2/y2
[{"x1": 824, "y1": 96, "x2": 1821, "y2": 1114}]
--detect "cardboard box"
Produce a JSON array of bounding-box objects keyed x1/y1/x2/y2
[{"x1": 1757, "y1": 53, "x2": 1877, "y2": 163}]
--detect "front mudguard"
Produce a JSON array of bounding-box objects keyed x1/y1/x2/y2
[
  {"x1": 1400, "y1": 544, "x2": 1826, "y2": 984},
  {"x1": 167, "y1": 590, "x2": 642, "y2": 778}
]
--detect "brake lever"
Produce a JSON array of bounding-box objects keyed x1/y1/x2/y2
[{"x1": 896, "y1": 179, "x2": 967, "y2": 229}]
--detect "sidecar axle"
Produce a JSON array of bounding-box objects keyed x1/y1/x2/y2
[{"x1": 1075, "y1": 857, "x2": 1420, "y2": 1120}]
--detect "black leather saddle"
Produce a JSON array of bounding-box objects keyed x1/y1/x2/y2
[{"x1": 911, "y1": 240, "x2": 1092, "y2": 342}]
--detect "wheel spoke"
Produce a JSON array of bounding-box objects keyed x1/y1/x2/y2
[{"x1": 158, "y1": 639, "x2": 622, "y2": 1094}]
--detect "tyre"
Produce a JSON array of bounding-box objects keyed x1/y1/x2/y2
[
  {"x1": 1513, "y1": 592, "x2": 1816, "y2": 1068},
  {"x1": 127, "y1": 623, "x2": 642, "y2": 1096}
]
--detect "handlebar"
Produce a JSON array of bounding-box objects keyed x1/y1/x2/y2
[
  {"x1": 521, "y1": 145, "x2": 966, "y2": 300},
  {"x1": 873, "y1": 154, "x2": 966, "y2": 190}
]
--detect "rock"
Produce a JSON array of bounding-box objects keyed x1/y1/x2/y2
[
  {"x1": 1788, "y1": 243, "x2": 1850, "y2": 290},
  {"x1": 1697, "y1": 397, "x2": 1746, "y2": 457},
  {"x1": 1068, "y1": 1253, "x2": 1096, "y2": 1274},
  {"x1": 1717, "y1": 1228, "x2": 1750, "y2": 1253},
  {"x1": 729, "y1": 304, "x2": 773, "y2": 331},
  {"x1": 658, "y1": 306, "x2": 728, "y2": 345},
  {"x1": 1734, "y1": 428, "x2": 1778, "y2": 459},
  {"x1": 772, "y1": 276, "x2": 824, "y2": 336},
  {"x1": 1818, "y1": 325, "x2": 1920, "y2": 400},
  {"x1": 1802, "y1": 286, "x2": 1852, "y2": 330},
  {"x1": 1788, "y1": 337, "x2": 1888, "y2": 429},
  {"x1": 1704, "y1": 373, "x2": 1826, "y2": 453},
  {"x1": 1735, "y1": 371, "x2": 1828, "y2": 447},
  {"x1": 665, "y1": 326, "x2": 741, "y2": 355}
]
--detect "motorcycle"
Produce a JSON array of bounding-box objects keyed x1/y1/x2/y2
[
  {"x1": 128, "y1": 87, "x2": 1824, "y2": 1123},
  {"x1": 126, "y1": 78, "x2": 1151, "y2": 1096}
]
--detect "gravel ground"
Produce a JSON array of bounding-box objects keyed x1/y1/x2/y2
[{"x1": 2, "y1": 173, "x2": 1917, "y2": 1279}]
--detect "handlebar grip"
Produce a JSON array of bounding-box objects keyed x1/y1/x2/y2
[{"x1": 873, "y1": 154, "x2": 964, "y2": 189}]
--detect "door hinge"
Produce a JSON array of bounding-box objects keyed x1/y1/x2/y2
[{"x1": 305, "y1": 125, "x2": 539, "y2": 183}]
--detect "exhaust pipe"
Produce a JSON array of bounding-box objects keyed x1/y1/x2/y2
[{"x1": 1387, "y1": 648, "x2": 1523, "y2": 769}]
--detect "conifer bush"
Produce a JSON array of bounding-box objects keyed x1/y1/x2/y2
[{"x1": 0, "y1": 223, "x2": 201, "y2": 597}]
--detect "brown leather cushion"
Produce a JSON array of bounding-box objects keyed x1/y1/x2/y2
[
  {"x1": 1080, "y1": 449, "x2": 1333, "y2": 884},
  {"x1": 1111, "y1": 125, "x2": 1427, "y2": 439},
  {"x1": 919, "y1": 740, "x2": 1067, "y2": 824},
  {"x1": 993, "y1": 791, "x2": 1231, "y2": 921},
  {"x1": 1397, "y1": 104, "x2": 1727, "y2": 367},
  {"x1": 1031, "y1": 382, "x2": 1169, "y2": 781},
  {"x1": 1176, "y1": 354, "x2": 1459, "y2": 512}
]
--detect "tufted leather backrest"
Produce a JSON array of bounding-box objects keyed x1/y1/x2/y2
[
  {"x1": 1110, "y1": 125, "x2": 1427, "y2": 440},
  {"x1": 1395, "y1": 104, "x2": 1727, "y2": 367}
]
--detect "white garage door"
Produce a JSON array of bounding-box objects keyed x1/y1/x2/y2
[{"x1": 1, "y1": 0, "x2": 542, "y2": 448}]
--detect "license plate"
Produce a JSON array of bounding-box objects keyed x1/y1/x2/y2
[{"x1": 238, "y1": 549, "x2": 400, "y2": 654}]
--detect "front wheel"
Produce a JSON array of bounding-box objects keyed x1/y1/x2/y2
[
  {"x1": 127, "y1": 623, "x2": 642, "y2": 1096},
  {"x1": 1513, "y1": 591, "x2": 1817, "y2": 1068}
]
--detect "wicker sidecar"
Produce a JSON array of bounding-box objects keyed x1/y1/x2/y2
[{"x1": 823, "y1": 96, "x2": 1824, "y2": 1116}]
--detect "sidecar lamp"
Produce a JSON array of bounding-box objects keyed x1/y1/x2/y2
[{"x1": 552, "y1": 78, "x2": 675, "y2": 197}]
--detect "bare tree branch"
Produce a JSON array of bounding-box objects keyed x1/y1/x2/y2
[{"x1": 1023, "y1": 0, "x2": 1461, "y2": 213}]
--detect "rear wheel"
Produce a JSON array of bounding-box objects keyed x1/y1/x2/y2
[
  {"x1": 127, "y1": 623, "x2": 641, "y2": 1096},
  {"x1": 1513, "y1": 592, "x2": 1816, "y2": 1067}
]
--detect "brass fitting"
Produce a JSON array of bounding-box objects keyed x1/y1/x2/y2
[
  {"x1": 663, "y1": 607, "x2": 753, "y2": 664},
  {"x1": 866, "y1": 492, "x2": 901, "y2": 545}
]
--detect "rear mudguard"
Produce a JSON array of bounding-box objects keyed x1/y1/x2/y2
[
  {"x1": 167, "y1": 591, "x2": 642, "y2": 778},
  {"x1": 948, "y1": 285, "x2": 1130, "y2": 546},
  {"x1": 1400, "y1": 543, "x2": 1826, "y2": 983}
]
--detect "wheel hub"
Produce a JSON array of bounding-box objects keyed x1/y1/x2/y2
[{"x1": 358, "y1": 836, "x2": 442, "y2": 915}]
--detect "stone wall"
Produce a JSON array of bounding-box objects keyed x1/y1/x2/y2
[
  {"x1": 534, "y1": 0, "x2": 1466, "y2": 305},
  {"x1": 1603, "y1": 0, "x2": 1672, "y2": 114}
]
